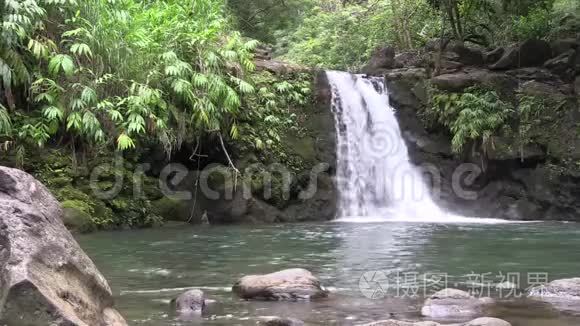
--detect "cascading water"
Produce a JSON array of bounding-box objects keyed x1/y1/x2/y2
[{"x1": 327, "y1": 71, "x2": 508, "y2": 223}]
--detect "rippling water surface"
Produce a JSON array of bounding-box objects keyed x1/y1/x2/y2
[{"x1": 77, "y1": 222, "x2": 580, "y2": 325}]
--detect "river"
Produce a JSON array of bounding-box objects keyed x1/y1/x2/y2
[{"x1": 77, "y1": 221, "x2": 580, "y2": 325}]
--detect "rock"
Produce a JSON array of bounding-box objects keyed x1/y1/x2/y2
[
  {"x1": 431, "y1": 69, "x2": 486, "y2": 92},
  {"x1": 255, "y1": 45, "x2": 273, "y2": 60},
  {"x1": 506, "y1": 199, "x2": 543, "y2": 220},
  {"x1": 489, "y1": 45, "x2": 519, "y2": 70},
  {"x1": 505, "y1": 67, "x2": 559, "y2": 82},
  {"x1": 363, "y1": 46, "x2": 396, "y2": 74},
  {"x1": 172, "y1": 289, "x2": 205, "y2": 316},
  {"x1": 575, "y1": 76, "x2": 580, "y2": 95},
  {"x1": 61, "y1": 200, "x2": 97, "y2": 233},
  {"x1": 359, "y1": 321, "x2": 440, "y2": 326},
  {"x1": 384, "y1": 68, "x2": 430, "y2": 108},
  {"x1": 421, "y1": 288, "x2": 494, "y2": 318},
  {"x1": 258, "y1": 316, "x2": 305, "y2": 326},
  {"x1": 449, "y1": 42, "x2": 484, "y2": 66},
  {"x1": 529, "y1": 278, "x2": 580, "y2": 299},
  {"x1": 490, "y1": 40, "x2": 551, "y2": 70},
  {"x1": 518, "y1": 39, "x2": 552, "y2": 66},
  {"x1": 255, "y1": 59, "x2": 309, "y2": 74},
  {"x1": 551, "y1": 38, "x2": 579, "y2": 56},
  {"x1": 152, "y1": 196, "x2": 191, "y2": 222},
  {"x1": 544, "y1": 49, "x2": 577, "y2": 80},
  {"x1": 483, "y1": 47, "x2": 505, "y2": 65},
  {"x1": 0, "y1": 166, "x2": 127, "y2": 326},
  {"x1": 462, "y1": 317, "x2": 511, "y2": 326},
  {"x1": 517, "y1": 80, "x2": 569, "y2": 102},
  {"x1": 394, "y1": 51, "x2": 425, "y2": 68},
  {"x1": 232, "y1": 268, "x2": 328, "y2": 301}
]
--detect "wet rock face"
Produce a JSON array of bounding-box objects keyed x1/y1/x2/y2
[
  {"x1": 0, "y1": 166, "x2": 127, "y2": 326},
  {"x1": 232, "y1": 268, "x2": 328, "y2": 301},
  {"x1": 421, "y1": 289, "x2": 494, "y2": 319},
  {"x1": 376, "y1": 38, "x2": 580, "y2": 221}
]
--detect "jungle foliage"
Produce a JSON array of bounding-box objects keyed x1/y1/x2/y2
[
  {"x1": 0, "y1": 0, "x2": 317, "y2": 164},
  {"x1": 230, "y1": 0, "x2": 579, "y2": 70}
]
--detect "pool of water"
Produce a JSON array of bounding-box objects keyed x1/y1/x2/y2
[{"x1": 77, "y1": 221, "x2": 580, "y2": 325}]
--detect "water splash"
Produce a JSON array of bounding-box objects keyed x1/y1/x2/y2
[{"x1": 327, "y1": 71, "x2": 509, "y2": 224}]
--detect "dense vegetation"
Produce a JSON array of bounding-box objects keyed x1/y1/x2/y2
[
  {"x1": 228, "y1": 0, "x2": 579, "y2": 69},
  {"x1": 1, "y1": 0, "x2": 578, "y2": 229},
  {"x1": 2, "y1": 0, "x2": 578, "y2": 160}
]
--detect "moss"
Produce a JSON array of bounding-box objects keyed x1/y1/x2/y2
[
  {"x1": 61, "y1": 200, "x2": 97, "y2": 233},
  {"x1": 152, "y1": 197, "x2": 190, "y2": 222}
]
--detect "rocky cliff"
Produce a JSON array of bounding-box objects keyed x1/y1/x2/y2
[{"x1": 367, "y1": 38, "x2": 580, "y2": 221}]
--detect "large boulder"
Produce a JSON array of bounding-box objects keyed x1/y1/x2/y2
[
  {"x1": 363, "y1": 46, "x2": 396, "y2": 75},
  {"x1": 551, "y1": 38, "x2": 579, "y2": 56},
  {"x1": 483, "y1": 48, "x2": 505, "y2": 65},
  {"x1": 529, "y1": 278, "x2": 580, "y2": 312},
  {"x1": 490, "y1": 40, "x2": 551, "y2": 70},
  {"x1": 232, "y1": 268, "x2": 328, "y2": 301},
  {"x1": 463, "y1": 317, "x2": 511, "y2": 326},
  {"x1": 449, "y1": 42, "x2": 484, "y2": 66},
  {"x1": 421, "y1": 289, "x2": 494, "y2": 319},
  {"x1": 544, "y1": 49, "x2": 577, "y2": 80},
  {"x1": 0, "y1": 166, "x2": 127, "y2": 326}
]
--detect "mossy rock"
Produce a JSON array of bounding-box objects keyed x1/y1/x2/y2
[
  {"x1": 152, "y1": 197, "x2": 191, "y2": 222},
  {"x1": 61, "y1": 200, "x2": 97, "y2": 233}
]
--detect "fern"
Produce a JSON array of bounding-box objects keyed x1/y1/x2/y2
[
  {"x1": 0, "y1": 105, "x2": 12, "y2": 135},
  {"x1": 429, "y1": 87, "x2": 513, "y2": 154}
]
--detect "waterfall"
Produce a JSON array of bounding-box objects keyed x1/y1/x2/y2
[{"x1": 327, "y1": 71, "x2": 508, "y2": 223}]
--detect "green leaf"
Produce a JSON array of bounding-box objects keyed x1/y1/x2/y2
[
  {"x1": 70, "y1": 43, "x2": 93, "y2": 58},
  {"x1": 42, "y1": 106, "x2": 64, "y2": 121},
  {"x1": 48, "y1": 54, "x2": 75, "y2": 77},
  {"x1": 117, "y1": 133, "x2": 135, "y2": 150}
]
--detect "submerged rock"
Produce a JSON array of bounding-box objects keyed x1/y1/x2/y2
[
  {"x1": 463, "y1": 317, "x2": 511, "y2": 326},
  {"x1": 359, "y1": 320, "x2": 440, "y2": 326},
  {"x1": 171, "y1": 289, "x2": 206, "y2": 316},
  {"x1": 232, "y1": 268, "x2": 328, "y2": 301},
  {"x1": 0, "y1": 166, "x2": 127, "y2": 326},
  {"x1": 358, "y1": 317, "x2": 510, "y2": 326},
  {"x1": 258, "y1": 316, "x2": 305, "y2": 326},
  {"x1": 421, "y1": 288, "x2": 494, "y2": 319}
]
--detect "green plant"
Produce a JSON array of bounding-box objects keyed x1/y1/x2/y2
[
  {"x1": 237, "y1": 71, "x2": 312, "y2": 157},
  {"x1": 1, "y1": 0, "x2": 260, "y2": 157},
  {"x1": 510, "y1": 5, "x2": 553, "y2": 40},
  {"x1": 428, "y1": 87, "x2": 513, "y2": 154}
]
